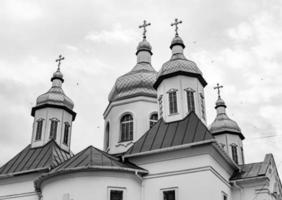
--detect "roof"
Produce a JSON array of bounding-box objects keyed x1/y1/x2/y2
[
  {"x1": 231, "y1": 154, "x2": 273, "y2": 181},
  {"x1": 0, "y1": 140, "x2": 73, "y2": 178},
  {"x1": 108, "y1": 63, "x2": 157, "y2": 102},
  {"x1": 51, "y1": 146, "x2": 147, "y2": 173},
  {"x1": 126, "y1": 112, "x2": 214, "y2": 156}
]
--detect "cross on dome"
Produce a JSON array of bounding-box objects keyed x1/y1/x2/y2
[
  {"x1": 171, "y1": 18, "x2": 182, "y2": 36},
  {"x1": 214, "y1": 83, "x2": 223, "y2": 99},
  {"x1": 139, "y1": 20, "x2": 151, "y2": 39},
  {"x1": 55, "y1": 55, "x2": 65, "y2": 71}
]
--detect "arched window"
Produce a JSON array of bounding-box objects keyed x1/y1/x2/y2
[
  {"x1": 120, "y1": 114, "x2": 133, "y2": 142},
  {"x1": 63, "y1": 122, "x2": 70, "y2": 145},
  {"x1": 185, "y1": 88, "x2": 195, "y2": 113},
  {"x1": 231, "y1": 144, "x2": 238, "y2": 164},
  {"x1": 168, "y1": 89, "x2": 178, "y2": 114},
  {"x1": 49, "y1": 118, "x2": 59, "y2": 140},
  {"x1": 150, "y1": 113, "x2": 158, "y2": 128},
  {"x1": 105, "y1": 122, "x2": 110, "y2": 149},
  {"x1": 35, "y1": 119, "x2": 44, "y2": 141}
]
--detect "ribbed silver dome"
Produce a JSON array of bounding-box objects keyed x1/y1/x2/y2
[
  {"x1": 108, "y1": 63, "x2": 157, "y2": 102},
  {"x1": 136, "y1": 39, "x2": 152, "y2": 54},
  {"x1": 36, "y1": 71, "x2": 74, "y2": 110},
  {"x1": 209, "y1": 98, "x2": 243, "y2": 137},
  {"x1": 154, "y1": 35, "x2": 206, "y2": 88}
]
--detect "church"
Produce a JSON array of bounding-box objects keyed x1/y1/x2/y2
[{"x1": 0, "y1": 19, "x2": 281, "y2": 200}]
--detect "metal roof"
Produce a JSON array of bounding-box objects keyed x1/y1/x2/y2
[
  {"x1": 52, "y1": 146, "x2": 146, "y2": 173},
  {"x1": 231, "y1": 154, "x2": 272, "y2": 181},
  {"x1": 0, "y1": 140, "x2": 73, "y2": 177},
  {"x1": 126, "y1": 112, "x2": 214, "y2": 155}
]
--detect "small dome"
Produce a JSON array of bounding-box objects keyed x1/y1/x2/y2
[
  {"x1": 36, "y1": 71, "x2": 74, "y2": 110},
  {"x1": 108, "y1": 63, "x2": 157, "y2": 102},
  {"x1": 209, "y1": 113, "x2": 241, "y2": 134},
  {"x1": 136, "y1": 39, "x2": 152, "y2": 54},
  {"x1": 209, "y1": 97, "x2": 244, "y2": 139},
  {"x1": 170, "y1": 35, "x2": 185, "y2": 49}
]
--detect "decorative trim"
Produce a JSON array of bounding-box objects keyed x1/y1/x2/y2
[
  {"x1": 0, "y1": 192, "x2": 37, "y2": 200},
  {"x1": 31, "y1": 104, "x2": 76, "y2": 121},
  {"x1": 167, "y1": 88, "x2": 178, "y2": 93},
  {"x1": 116, "y1": 141, "x2": 133, "y2": 147},
  {"x1": 153, "y1": 71, "x2": 207, "y2": 89},
  {"x1": 184, "y1": 87, "x2": 195, "y2": 92}
]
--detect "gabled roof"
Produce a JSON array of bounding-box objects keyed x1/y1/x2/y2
[
  {"x1": 126, "y1": 112, "x2": 214, "y2": 156},
  {"x1": 231, "y1": 154, "x2": 274, "y2": 181},
  {"x1": 0, "y1": 140, "x2": 73, "y2": 178},
  {"x1": 51, "y1": 146, "x2": 146, "y2": 174}
]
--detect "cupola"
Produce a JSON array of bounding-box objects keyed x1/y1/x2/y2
[
  {"x1": 209, "y1": 83, "x2": 245, "y2": 165},
  {"x1": 154, "y1": 19, "x2": 207, "y2": 123},
  {"x1": 30, "y1": 55, "x2": 76, "y2": 152}
]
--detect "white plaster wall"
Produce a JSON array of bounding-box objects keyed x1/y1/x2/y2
[
  {"x1": 127, "y1": 146, "x2": 233, "y2": 200},
  {"x1": 0, "y1": 174, "x2": 39, "y2": 200},
  {"x1": 157, "y1": 75, "x2": 206, "y2": 124},
  {"x1": 215, "y1": 134, "x2": 244, "y2": 165},
  {"x1": 41, "y1": 171, "x2": 141, "y2": 200},
  {"x1": 104, "y1": 96, "x2": 157, "y2": 154},
  {"x1": 31, "y1": 107, "x2": 73, "y2": 152}
]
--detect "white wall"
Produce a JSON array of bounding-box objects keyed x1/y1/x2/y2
[
  {"x1": 104, "y1": 96, "x2": 157, "y2": 154},
  {"x1": 41, "y1": 171, "x2": 141, "y2": 200},
  {"x1": 157, "y1": 75, "x2": 206, "y2": 124},
  {"x1": 0, "y1": 174, "x2": 40, "y2": 200},
  {"x1": 31, "y1": 107, "x2": 73, "y2": 152}
]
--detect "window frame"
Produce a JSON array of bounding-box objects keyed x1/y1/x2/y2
[
  {"x1": 107, "y1": 186, "x2": 126, "y2": 200},
  {"x1": 105, "y1": 122, "x2": 110, "y2": 150},
  {"x1": 167, "y1": 89, "x2": 178, "y2": 115},
  {"x1": 120, "y1": 113, "x2": 134, "y2": 142},
  {"x1": 200, "y1": 93, "x2": 206, "y2": 120},
  {"x1": 149, "y1": 112, "x2": 158, "y2": 128},
  {"x1": 160, "y1": 187, "x2": 178, "y2": 200},
  {"x1": 63, "y1": 122, "x2": 70, "y2": 145},
  {"x1": 49, "y1": 118, "x2": 59, "y2": 140},
  {"x1": 184, "y1": 88, "x2": 195, "y2": 113},
  {"x1": 231, "y1": 144, "x2": 238, "y2": 164},
  {"x1": 222, "y1": 191, "x2": 228, "y2": 200},
  {"x1": 35, "y1": 118, "x2": 44, "y2": 141},
  {"x1": 158, "y1": 95, "x2": 163, "y2": 118}
]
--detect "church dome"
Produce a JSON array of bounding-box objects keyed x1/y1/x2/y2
[
  {"x1": 209, "y1": 97, "x2": 244, "y2": 139},
  {"x1": 36, "y1": 70, "x2": 74, "y2": 110},
  {"x1": 154, "y1": 35, "x2": 206, "y2": 88},
  {"x1": 108, "y1": 63, "x2": 157, "y2": 102},
  {"x1": 136, "y1": 39, "x2": 152, "y2": 54}
]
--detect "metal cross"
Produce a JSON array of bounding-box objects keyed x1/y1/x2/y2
[
  {"x1": 55, "y1": 55, "x2": 65, "y2": 71},
  {"x1": 139, "y1": 20, "x2": 151, "y2": 39},
  {"x1": 214, "y1": 83, "x2": 224, "y2": 98},
  {"x1": 171, "y1": 18, "x2": 182, "y2": 36}
]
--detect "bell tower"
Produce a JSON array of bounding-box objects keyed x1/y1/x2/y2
[{"x1": 30, "y1": 55, "x2": 76, "y2": 152}]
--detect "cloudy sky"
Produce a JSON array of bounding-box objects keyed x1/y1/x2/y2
[{"x1": 0, "y1": 0, "x2": 282, "y2": 174}]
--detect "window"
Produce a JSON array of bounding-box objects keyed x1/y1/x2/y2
[
  {"x1": 120, "y1": 114, "x2": 133, "y2": 142},
  {"x1": 35, "y1": 119, "x2": 43, "y2": 141},
  {"x1": 105, "y1": 122, "x2": 110, "y2": 150},
  {"x1": 110, "y1": 190, "x2": 123, "y2": 200},
  {"x1": 223, "y1": 193, "x2": 228, "y2": 200},
  {"x1": 63, "y1": 123, "x2": 70, "y2": 145},
  {"x1": 241, "y1": 147, "x2": 245, "y2": 164},
  {"x1": 150, "y1": 113, "x2": 158, "y2": 128},
  {"x1": 168, "y1": 90, "x2": 178, "y2": 114},
  {"x1": 49, "y1": 119, "x2": 58, "y2": 140},
  {"x1": 163, "y1": 190, "x2": 175, "y2": 200},
  {"x1": 158, "y1": 95, "x2": 163, "y2": 118},
  {"x1": 185, "y1": 88, "x2": 195, "y2": 112},
  {"x1": 231, "y1": 144, "x2": 238, "y2": 164},
  {"x1": 200, "y1": 93, "x2": 206, "y2": 120}
]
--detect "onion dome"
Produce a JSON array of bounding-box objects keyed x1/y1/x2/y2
[
  {"x1": 154, "y1": 35, "x2": 207, "y2": 89},
  {"x1": 108, "y1": 38, "x2": 157, "y2": 102},
  {"x1": 209, "y1": 97, "x2": 244, "y2": 140},
  {"x1": 31, "y1": 68, "x2": 76, "y2": 120}
]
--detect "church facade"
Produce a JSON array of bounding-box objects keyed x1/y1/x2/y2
[{"x1": 0, "y1": 19, "x2": 281, "y2": 200}]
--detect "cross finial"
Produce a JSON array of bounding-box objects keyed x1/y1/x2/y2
[
  {"x1": 139, "y1": 20, "x2": 151, "y2": 39},
  {"x1": 55, "y1": 54, "x2": 65, "y2": 71},
  {"x1": 214, "y1": 83, "x2": 224, "y2": 99},
  {"x1": 171, "y1": 18, "x2": 182, "y2": 36}
]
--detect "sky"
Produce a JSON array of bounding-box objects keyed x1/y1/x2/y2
[{"x1": 0, "y1": 0, "x2": 282, "y2": 175}]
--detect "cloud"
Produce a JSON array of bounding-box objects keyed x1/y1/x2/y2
[{"x1": 85, "y1": 24, "x2": 137, "y2": 44}]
